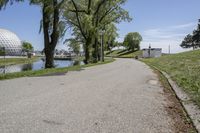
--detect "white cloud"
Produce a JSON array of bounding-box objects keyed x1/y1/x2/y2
[
  {"x1": 141, "y1": 22, "x2": 196, "y2": 53},
  {"x1": 170, "y1": 22, "x2": 196, "y2": 29}
]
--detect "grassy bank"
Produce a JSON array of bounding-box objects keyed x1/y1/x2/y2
[
  {"x1": 0, "y1": 58, "x2": 115, "y2": 80},
  {"x1": 105, "y1": 50, "x2": 142, "y2": 58},
  {"x1": 142, "y1": 50, "x2": 200, "y2": 107},
  {"x1": 0, "y1": 57, "x2": 40, "y2": 66}
]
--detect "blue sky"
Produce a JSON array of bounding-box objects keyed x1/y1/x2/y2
[{"x1": 0, "y1": 0, "x2": 200, "y2": 53}]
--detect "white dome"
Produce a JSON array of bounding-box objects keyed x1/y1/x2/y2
[{"x1": 0, "y1": 29, "x2": 22, "y2": 56}]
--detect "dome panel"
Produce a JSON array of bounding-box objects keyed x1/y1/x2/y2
[{"x1": 0, "y1": 29, "x2": 22, "y2": 56}]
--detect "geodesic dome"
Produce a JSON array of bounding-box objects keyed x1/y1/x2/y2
[{"x1": 0, "y1": 29, "x2": 22, "y2": 56}]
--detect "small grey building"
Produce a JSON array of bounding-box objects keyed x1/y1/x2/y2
[{"x1": 142, "y1": 48, "x2": 162, "y2": 58}]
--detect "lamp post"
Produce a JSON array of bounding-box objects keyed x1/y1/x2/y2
[{"x1": 100, "y1": 29, "x2": 105, "y2": 62}]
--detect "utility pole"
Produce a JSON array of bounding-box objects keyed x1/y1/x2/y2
[{"x1": 168, "y1": 45, "x2": 171, "y2": 54}]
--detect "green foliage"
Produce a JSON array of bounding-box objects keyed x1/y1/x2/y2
[
  {"x1": 180, "y1": 34, "x2": 194, "y2": 49},
  {"x1": 104, "y1": 23, "x2": 119, "y2": 50},
  {"x1": 181, "y1": 20, "x2": 200, "y2": 49},
  {"x1": 1, "y1": 0, "x2": 131, "y2": 66},
  {"x1": 64, "y1": 0, "x2": 132, "y2": 63},
  {"x1": 0, "y1": 0, "x2": 23, "y2": 10},
  {"x1": 114, "y1": 41, "x2": 123, "y2": 47},
  {"x1": 123, "y1": 32, "x2": 142, "y2": 51},
  {"x1": 22, "y1": 41, "x2": 34, "y2": 52},
  {"x1": 142, "y1": 50, "x2": 200, "y2": 107},
  {"x1": 66, "y1": 38, "x2": 81, "y2": 55}
]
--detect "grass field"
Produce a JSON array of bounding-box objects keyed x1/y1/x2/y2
[
  {"x1": 105, "y1": 49, "x2": 142, "y2": 58},
  {"x1": 142, "y1": 50, "x2": 200, "y2": 107},
  {"x1": 0, "y1": 57, "x2": 40, "y2": 66},
  {"x1": 0, "y1": 58, "x2": 115, "y2": 80}
]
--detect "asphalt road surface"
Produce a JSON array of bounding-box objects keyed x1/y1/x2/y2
[{"x1": 0, "y1": 59, "x2": 174, "y2": 133}]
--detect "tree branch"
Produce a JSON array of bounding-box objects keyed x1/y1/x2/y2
[
  {"x1": 71, "y1": 0, "x2": 87, "y2": 40},
  {"x1": 99, "y1": 6, "x2": 118, "y2": 23}
]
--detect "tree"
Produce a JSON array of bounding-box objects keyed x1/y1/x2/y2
[
  {"x1": 115, "y1": 41, "x2": 123, "y2": 47},
  {"x1": 22, "y1": 41, "x2": 34, "y2": 52},
  {"x1": 104, "y1": 23, "x2": 118, "y2": 51},
  {"x1": 123, "y1": 32, "x2": 142, "y2": 51},
  {"x1": 180, "y1": 34, "x2": 195, "y2": 49},
  {"x1": 192, "y1": 20, "x2": 200, "y2": 49},
  {"x1": 30, "y1": 0, "x2": 66, "y2": 68},
  {"x1": 66, "y1": 38, "x2": 80, "y2": 56},
  {"x1": 181, "y1": 19, "x2": 200, "y2": 49},
  {"x1": 64, "y1": 0, "x2": 131, "y2": 63}
]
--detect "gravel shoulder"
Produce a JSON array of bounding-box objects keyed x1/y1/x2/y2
[{"x1": 0, "y1": 58, "x2": 184, "y2": 133}]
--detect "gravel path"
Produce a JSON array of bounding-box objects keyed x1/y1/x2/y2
[{"x1": 0, "y1": 59, "x2": 174, "y2": 133}]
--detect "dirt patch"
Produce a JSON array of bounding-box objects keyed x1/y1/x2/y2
[{"x1": 155, "y1": 70, "x2": 197, "y2": 133}]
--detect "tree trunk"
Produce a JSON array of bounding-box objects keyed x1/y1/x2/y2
[
  {"x1": 42, "y1": 0, "x2": 60, "y2": 68},
  {"x1": 45, "y1": 47, "x2": 54, "y2": 68},
  {"x1": 102, "y1": 34, "x2": 104, "y2": 62},
  {"x1": 84, "y1": 37, "x2": 91, "y2": 64},
  {"x1": 91, "y1": 37, "x2": 98, "y2": 63}
]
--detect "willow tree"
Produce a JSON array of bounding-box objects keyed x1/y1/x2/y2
[
  {"x1": 31, "y1": 0, "x2": 66, "y2": 68},
  {"x1": 64, "y1": 0, "x2": 131, "y2": 63}
]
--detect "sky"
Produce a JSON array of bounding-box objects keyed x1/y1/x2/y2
[{"x1": 0, "y1": 0, "x2": 200, "y2": 53}]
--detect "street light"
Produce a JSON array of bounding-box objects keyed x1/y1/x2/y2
[{"x1": 100, "y1": 29, "x2": 105, "y2": 62}]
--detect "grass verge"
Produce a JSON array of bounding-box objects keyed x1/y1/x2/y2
[
  {"x1": 151, "y1": 66, "x2": 197, "y2": 132},
  {"x1": 141, "y1": 49, "x2": 200, "y2": 107},
  {"x1": 0, "y1": 57, "x2": 40, "y2": 66},
  {"x1": 0, "y1": 58, "x2": 115, "y2": 80}
]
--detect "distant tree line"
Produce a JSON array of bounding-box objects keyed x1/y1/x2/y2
[{"x1": 181, "y1": 20, "x2": 200, "y2": 50}]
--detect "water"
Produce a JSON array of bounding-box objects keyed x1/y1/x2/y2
[{"x1": 0, "y1": 58, "x2": 84, "y2": 74}]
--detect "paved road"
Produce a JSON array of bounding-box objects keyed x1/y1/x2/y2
[{"x1": 0, "y1": 59, "x2": 174, "y2": 133}]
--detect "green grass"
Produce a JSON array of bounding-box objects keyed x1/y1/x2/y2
[
  {"x1": 105, "y1": 49, "x2": 142, "y2": 58},
  {"x1": 142, "y1": 49, "x2": 200, "y2": 107},
  {"x1": 0, "y1": 57, "x2": 40, "y2": 66},
  {"x1": 0, "y1": 58, "x2": 115, "y2": 80}
]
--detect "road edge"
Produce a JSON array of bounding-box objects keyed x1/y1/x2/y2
[{"x1": 149, "y1": 65, "x2": 200, "y2": 132}]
